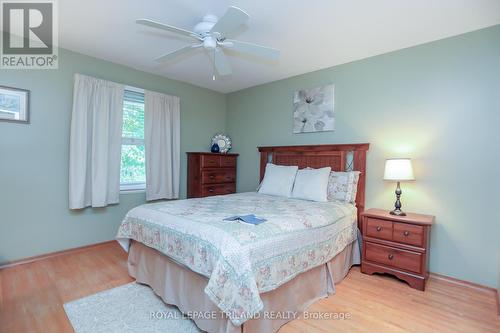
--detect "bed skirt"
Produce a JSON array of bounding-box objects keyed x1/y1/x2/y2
[{"x1": 128, "y1": 238, "x2": 360, "y2": 333}]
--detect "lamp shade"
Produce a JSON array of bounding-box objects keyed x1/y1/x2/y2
[{"x1": 383, "y1": 158, "x2": 415, "y2": 181}]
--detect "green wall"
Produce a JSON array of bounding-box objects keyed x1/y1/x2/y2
[
  {"x1": 0, "y1": 48, "x2": 226, "y2": 263},
  {"x1": 226, "y1": 25, "x2": 500, "y2": 288}
]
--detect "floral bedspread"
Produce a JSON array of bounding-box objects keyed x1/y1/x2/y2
[{"x1": 116, "y1": 192, "x2": 357, "y2": 326}]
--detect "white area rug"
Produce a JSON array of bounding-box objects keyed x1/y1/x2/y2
[{"x1": 64, "y1": 282, "x2": 202, "y2": 333}]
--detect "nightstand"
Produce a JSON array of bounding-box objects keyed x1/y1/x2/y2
[{"x1": 361, "y1": 208, "x2": 434, "y2": 291}]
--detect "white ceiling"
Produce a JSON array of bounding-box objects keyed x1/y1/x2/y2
[{"x1": 59, "y1": 0, "x2": 500, "y2": 93}]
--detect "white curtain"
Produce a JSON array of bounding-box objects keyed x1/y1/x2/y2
[
  {"x1": 69, "y1": 74, "x2": 124, "y2": 209},
  {"x1": 144, "y1": 90, "x2": 180, "y2": 201}
]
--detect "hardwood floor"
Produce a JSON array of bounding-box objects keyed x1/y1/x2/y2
[
  {"x1": 281, "y1": 269, "x2": 500, "y2": 333},
  {"x1": 1, "y1": 242, "x2": 498, "y2": 333},
  {"x1": 0, "y1": 242, "x2": 133, "y2": 333}
]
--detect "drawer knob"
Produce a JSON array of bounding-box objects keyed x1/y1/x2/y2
[
  {"x1": 209, "y1": 175, "x2": 215, "y2": 179},
  {"x1": 208, "y1": 188, "x2": 214, "y2": 193},
  {"x1": 404, "y1": 231, "x2": 410, "y2": 236},
  {"x1": 388, "y1": 254, "x2": 394, "y2": 260},
  {"x1": 376, "y1": 226, "x2": 382, "y2": 231}
]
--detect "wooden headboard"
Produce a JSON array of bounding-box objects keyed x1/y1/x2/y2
[{"x1": 258, "y1": 143, "x2": 369, "y2": 228}]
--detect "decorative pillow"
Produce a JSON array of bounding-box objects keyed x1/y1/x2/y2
[
  {"x1": 327, "y1": 171, "x2": 361, "y2": 204},
  {"x1": 258, "y1": 163, "x2": 298, "y2": 197},
  {"x1": 291, "y1": 167, "x2": 332, "y2": 202}
]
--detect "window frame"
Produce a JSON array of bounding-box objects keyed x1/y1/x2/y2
[{"x1": 120, "y1": 86, "x2": 146, "y2": 193}]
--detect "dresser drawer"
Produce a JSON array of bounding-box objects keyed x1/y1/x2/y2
[
  {"x1": 393, "y1": 222, "x2": 424, "y2": 247},
  {"x1": 202, "y1": 170, "x2": 236, "y2": 184},
  {"x1": 220, "y1": 155, "x2": 237, "y2": 168},
  {"x1": 365, "y1": 217, "x2": 393, "y2": 241},
  {"x1": 201, "y1": 154, "x2": 220, "y2": 168},
  {"x1": 202, "y1": 183, "x2": 236, "y2": 197},
  {"x1": 365, "y1": 242, "x2": 422, "y2": 273}
]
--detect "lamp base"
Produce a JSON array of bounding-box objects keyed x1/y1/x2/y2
[
  {"x1": 390, "y1": 209, "x2": 406, "y2": 216},
  {"x1": 390, "y1": 181, "x2": 406, "y2": 216}
]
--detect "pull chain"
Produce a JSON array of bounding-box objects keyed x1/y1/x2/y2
[{"x1": 212, "y1": 49, "x2": 216, "y2": 81}]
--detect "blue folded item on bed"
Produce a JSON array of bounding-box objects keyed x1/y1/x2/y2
[{"x1": 223, "y1": 214, "x2": 267, "y2": 225}]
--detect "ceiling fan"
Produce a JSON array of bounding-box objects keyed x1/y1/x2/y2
[{"x1": 136, "y1": 6, "x2": 280, "y2": 80}]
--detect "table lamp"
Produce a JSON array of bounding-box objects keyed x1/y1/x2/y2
[{"x1": 383, "y1": 158, "x2": 415, "y2": 216}]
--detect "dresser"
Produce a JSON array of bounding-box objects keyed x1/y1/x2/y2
[
  {"x1": 187, "y1": 152, "x2": 238, "y2": 198},
  {"x1": 361, "y1": 208, "x2": 434, "y2": 291}
]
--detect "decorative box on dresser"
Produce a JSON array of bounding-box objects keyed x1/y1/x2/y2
[
  {"x1": 361, "y1": 208, "x2": 434, "y2": 291},
  {"x1": 187, "y1": 152, "x2": 238, "y2": 198}
]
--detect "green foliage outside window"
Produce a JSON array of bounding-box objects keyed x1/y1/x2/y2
[
  {"x1": 122, "y1": 100, "x2": 144, "y2": 139},
  {"x1": 120, "y1": 99, "x2": 146, "y2": 184},
  {"x1": 121, "y1": 144, "x2": 145, "y2": 183}
]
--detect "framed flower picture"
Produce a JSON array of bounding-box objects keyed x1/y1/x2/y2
[
  {"x1": 293, "y1": 84, "x2": 334, "y2": 133},
  {"x1": 0, "y1": 85, "x2": 30, "y2": 124}
]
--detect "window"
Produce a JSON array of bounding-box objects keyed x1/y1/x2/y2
[{"x1": 120, "y1": 89, "x2": 146, "y2": 191}]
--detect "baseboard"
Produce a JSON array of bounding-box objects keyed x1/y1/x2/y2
[
  {"x1": 0, "y1": 240, "x2": 117, "y2": 269},
  {"x1": 429, "y1": 272, "x2": 497, "y2": 294}
]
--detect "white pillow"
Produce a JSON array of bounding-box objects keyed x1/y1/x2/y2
[
  {"x1": 327, "y1": 171, "x2": 361, "y2": 203},
  {"x1": 258, "y1": 164, "x2": 298, "y2": 197},
  {"x1": 291, "y1": 167, "x2": 332, "y2": 202}
]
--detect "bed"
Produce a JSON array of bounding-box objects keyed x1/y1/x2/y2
[{"x1": 117, "y1": 143, "x2": 369, "y2": 333}]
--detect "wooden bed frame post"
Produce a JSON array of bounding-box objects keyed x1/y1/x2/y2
[
  {"x1": 258, "y1": 143, "x2": 369, "y2": 231},
  {"x1": 260, "y1": 151, "x2": 268, "y2": 182},
  {"x1": 353, "y1": 148, "x2": 367, "y2": 229}
]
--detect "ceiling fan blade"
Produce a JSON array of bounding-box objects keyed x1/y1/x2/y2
[
  {"x1": 210, "y1": 6, "x2": 249, "y2": 37},
  {"x1": 136, "y1": 19, "x2": 202, "y2": 41},
  {"x1": 213, "y1": 48, "x2": 232, "y2": 76},
  {"x1": 222, "y1": 40, "x2": 280, "y2": 60},
  {"x1": 155, "y1": 44, "x2": 202, "y2": 63}
]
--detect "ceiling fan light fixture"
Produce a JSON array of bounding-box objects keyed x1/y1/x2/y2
[{"x1": 203, "y1": 36, "x2": 217, "y2": 50}]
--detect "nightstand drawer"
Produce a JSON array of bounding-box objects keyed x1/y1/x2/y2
[
  {"x1": 393, "y1": 222, "x2": 424, "y2": 247},
  {"x1": 365, "y1": 217, "x2": 393, "y2": 241},
  {"x1": 365, "y1": 242, "x2": 422, "y2": 273}
]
